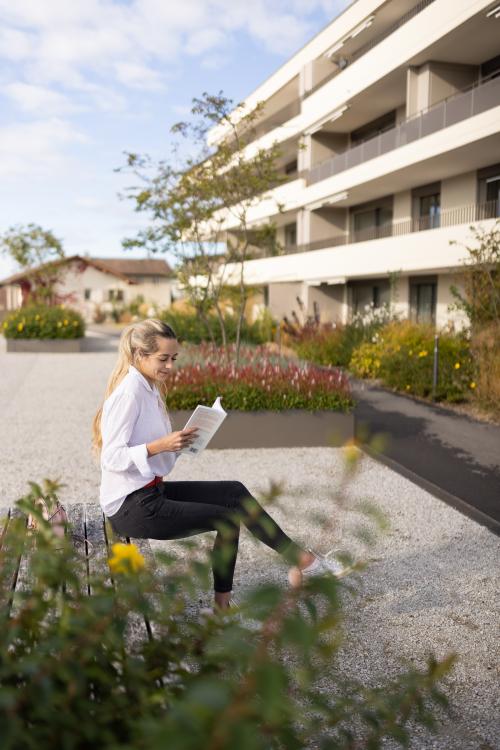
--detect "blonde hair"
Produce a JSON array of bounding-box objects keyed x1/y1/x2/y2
[{"x1": 91, "y1": 318, "x2": 177, "y2": 461}]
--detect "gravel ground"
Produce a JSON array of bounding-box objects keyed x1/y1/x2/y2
[{"x1": 1, "y1": 343, "x2": 499, "y2": 749}]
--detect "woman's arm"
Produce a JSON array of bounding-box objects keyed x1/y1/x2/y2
[{"x1": 146, "y1": 428, "x2": 198, "y2": 457}]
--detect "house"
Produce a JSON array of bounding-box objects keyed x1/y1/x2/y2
[
  {"x1": 211, "y1": 0, "x2": 500, "y2": 329},
  {"x1": 0, "y1": 255, "x2": 179, "y2": 322}
]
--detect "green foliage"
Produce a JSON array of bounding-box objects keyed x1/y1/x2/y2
[
  {"x1": 0, "y1": 479, "x2": 455, "y2": 749},
  {"x1": 128, "y1": 294, "x2": 146, "y2": 316},
  {"x1": 160, "y1": 307, "x2": 275, "y2": 345},
  {"x1": 0, "y1": 223, "x2": 64, "y2": 269},
  {"x1": 0, "y1": 223, "x2": 66, "y2": 306},
  {"x1": 449, "y1": 221, "x2": 500, "y2": 329},
  {"x1": 2, "y1": 304, "x2": 85, "y2": 339},
  {"x1": 350, "y1": 321, "x2": 475, "y2": 402},
  {"x1": 118, "y1": 91, "x2": 285, "y2": 365},
  {"x1": 285, "y1": 304, "x2": 395, "y2": 367}
]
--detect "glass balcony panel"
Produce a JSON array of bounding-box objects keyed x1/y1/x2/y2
[
  {"x1": 473, "y1": 75, "x2": 500, "y2": 115},
  {"x1": 421, "y1": 105, "x2": 444, "y2": 137},
  {"x1": 346, "y1": 144, "x2": 363, "y2": 169},
  {"x1": 362, "y1": 136, "x2": 381, "y2": 161},
  {"x1": 379, "y1": 129, "x2": 397, "y2": 154},
  {"x1": 444, "y1": 90, "x2": 472, "y2": 127}
]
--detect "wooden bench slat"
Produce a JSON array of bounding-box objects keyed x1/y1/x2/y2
[
  {"x1": 84, "y1": 503, "x2": 112, "y2": 592},
  {"x1": 65, "y1": 503, "x2": 89, "y2": 597},
  {"x1": 0, "y1": 508, "x2": 27, "y2": 619}
]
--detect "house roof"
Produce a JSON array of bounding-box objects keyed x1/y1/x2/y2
[{"x1": 0, "y1": 255, "x2": 175, "y2": 286}]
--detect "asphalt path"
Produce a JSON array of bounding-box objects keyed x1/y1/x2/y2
[{"x1": 352, "y1": 379, "x2": 500, "y2": 533}]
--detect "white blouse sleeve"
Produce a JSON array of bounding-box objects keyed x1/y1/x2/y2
[{"x1": 101, "y1": 392, "x2": 153, "y2": 478}]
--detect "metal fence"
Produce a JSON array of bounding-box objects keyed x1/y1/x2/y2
[
  {"x1": 282, "y1": 200, "x2": 500, "y2": 255},
  {"x1": 308, "y1": 74, "x2": 500, "y2": 185}
]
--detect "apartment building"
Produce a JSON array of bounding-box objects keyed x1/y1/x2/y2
[{"x1": 216, "y1": 0, "x2": 500, "y2": 328}]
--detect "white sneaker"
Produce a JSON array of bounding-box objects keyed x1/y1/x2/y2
[{"x1": 301, "y1": 549, "x2": 351, "y2": 579}]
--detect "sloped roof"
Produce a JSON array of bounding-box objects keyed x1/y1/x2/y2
[
  {"x1": 93, "y1": 258, "x2": 174, "y2": 278},
  {"x1": 0, "y1": 255, "x2": 175, "y2": 286}
]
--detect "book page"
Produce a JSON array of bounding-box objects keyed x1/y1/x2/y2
[{"x1": 180, "y1": 396, "x2": 227, "y2": 456}]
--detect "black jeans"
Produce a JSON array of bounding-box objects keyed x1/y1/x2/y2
[{"x1": 109, "y1": 480, "x2": 302, "y2": 593}]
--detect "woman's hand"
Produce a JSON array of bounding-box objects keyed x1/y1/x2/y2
[
  {"x1": 161, "y1": 428, "x2": 199, "y2": 453},
  {"x1": 146, "y1": 428, "x2": 199, "y2": 457}
]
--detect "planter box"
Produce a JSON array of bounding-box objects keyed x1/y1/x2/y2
[
  {"x1": 170, "y1": 409, "x2": 354, "y2": 449},
  {"x1": 6, "y1": 338, "x2": 84, "y2": 353}
]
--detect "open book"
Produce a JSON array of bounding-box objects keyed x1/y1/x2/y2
[{"x1": 179, "y1": 396, "x2": 227, "y2": 456}]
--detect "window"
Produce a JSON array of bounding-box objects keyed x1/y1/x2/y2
[
  {"x1": 350, "y1": 197, "x2": 393, "y2": 241},
  {"x1": 412, "y1": 183, "x2": 441, "y2": 231},
  {"x1": 410, "y1": 277, "x2": 437, "y2": 324},
  {"x1": 349, "y1": 279, "x2": 390, "y2": 315},
  {"x1": 84, "y1": 288, "x2": 92, "y2": 301},
  {"x1": 477, "y1": 164, "x2": 500, "y2": 218},
  {"x1": 108, "y1": 289, "x2": 124, "y2": 302},
  {"x1": 419, "y1": 193, "x2": 441, "y2": 229},
  {"x1": 284, "y1": 160, "x2": 298, "y2": 175},
  {"x1": 350, "y1": 110, "x2": 396, "y2": 146},
  {"x1": 284, "y1": 223, "x2": 297, "y2": 248}
]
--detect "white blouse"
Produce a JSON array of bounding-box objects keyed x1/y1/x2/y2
[{"x1": 99, "y1": 364, "x2": 178, "y2": 517}]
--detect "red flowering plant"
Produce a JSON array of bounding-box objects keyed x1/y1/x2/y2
[{"x1": 165, "y1": 343, "x2": 353, "y2": 411}]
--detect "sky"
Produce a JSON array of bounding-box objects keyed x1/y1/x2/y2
[{"x1": 0, "y1": 0, "x2": 351, "y2": 280}]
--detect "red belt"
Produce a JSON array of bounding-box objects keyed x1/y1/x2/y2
[{"x1": 142, "y1": 475, "x2": 163, "y2": 489}]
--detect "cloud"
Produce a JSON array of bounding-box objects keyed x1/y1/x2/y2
[
  {"x1": 4, "y1": 82, "x2": 82, "y2": 115},
  {"x1": 0, "y1": 118, "x2": 90, "y2": 178},
  {"x1": 114, "y1": 62, "x2": 165, "y2": 91}
]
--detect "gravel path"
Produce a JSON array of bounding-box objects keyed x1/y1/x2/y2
[{"x1": 1, "y1": 343, "x2": 499, "y2": 749}]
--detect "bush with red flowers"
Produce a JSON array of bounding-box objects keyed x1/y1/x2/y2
[{"x1": 165, "y1": 345, "x2": 352, "y2": 411}]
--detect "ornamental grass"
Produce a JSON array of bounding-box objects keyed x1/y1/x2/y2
[{"x1": 166, "y1": 344, "x2": 353, "y2": 411}]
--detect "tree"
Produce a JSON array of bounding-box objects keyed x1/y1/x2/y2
[
  {"x1": 450, "y1": 221, "x2": 500, "y2": 330},
  {"x1": 118, "y1": 91, "x2": 285, "y2": 363},
  {"x1": 0, "y1": 223, "x2": 67, "y2": 307}
]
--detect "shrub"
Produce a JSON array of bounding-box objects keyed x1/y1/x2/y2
[
  {"x1": 159, "y1": 308, "x2": 275, "y2": 346},
  {"x1": 350, "y1": 321, "x2": 475, "y2": 402},
  {"x1": 2, "y1": 304, "x2": 85, "y2": 339},
  {"x1": 0, "y1": 479, "x2": 455, "y2": 749},
  {"x1": 470, "y1": 323, "x2": 500, "y2": 416},
  {"x1": 165, "y1": 348, "x2": 353, "y2": 411},
  {"x1": 285, "y1": 304, "x2": 396, "y2": 367}
]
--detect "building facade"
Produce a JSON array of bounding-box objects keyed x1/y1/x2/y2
[
  {"x1": 0, "y1": 256, "x2": 179, "y2": 322},
  {"x1": 217, "y1": 0, "x2": 500, "y2": 329}
]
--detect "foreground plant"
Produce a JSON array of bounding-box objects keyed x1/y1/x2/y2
[{"x1": 0, "y1": 475, "x2": 456, "y2": 749}]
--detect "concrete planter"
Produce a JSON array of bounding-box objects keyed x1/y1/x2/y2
[
  {"x1": 6, "y1": 338, "x2": 84, "y2": 353},
  {"x1": 170, "y1": 409, "x2": 354, "y2": 449}
]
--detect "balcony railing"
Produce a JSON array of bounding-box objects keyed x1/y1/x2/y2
[
  {"x1": 247, "y1": 100, "x2": 301, "y2": 142},
  {"x1": 303, "y1": 0, "x2": 437, "y2": 100},
  {"x1": 307, "y1": 73, "x2": 500, "y2": 185},
  {"x1": 282, "y1": 200, "x2": 500, "y2": 255}
]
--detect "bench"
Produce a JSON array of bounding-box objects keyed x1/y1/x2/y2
[{"x1": 0, "y1": 502, "x2": 158, "y2": 644}]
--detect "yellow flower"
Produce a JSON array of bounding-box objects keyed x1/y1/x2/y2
[
  {"x1": 408, "y1": 349, "x2": 413, "y2": 356},
  {"x1": 418, "y1": 350, "x2": 428, "y2": 358},
  {"x1": 17, "y1": 322, "x2": 24, "y2": 332},
  {"x1": 57, "y1": 321, "x2": 62, "y2": 328},
  {"x1": 342, "y1": 439, "x2": 362, "y2": 469},
  {"x1": 3, "y1": 322, "x2": 7, "y2": 329},
  {"x1": 59, "y1": 304, "x2": 65, "y2": 309},
  {"x1": 454, "y1": 362, "x2": 460, "y2": 369},
  {"x1": 108, "y1": 542, "x2": 145, "y2": 575},
  {"x1": 72, "y1": 320, "x2": 78, "y2": 326},
  {"x1": 35, "y1": 314, "x2": 40, "y2": 320},
  {"x1": 470, "y1": 381, "x2": 477, "y2": 389},
  {"x1": 63, "y1": 319, "x2": 68, "y2": 326},
  {"x1": 406, "y1": 385, "x2": 411, "y2": 390}
]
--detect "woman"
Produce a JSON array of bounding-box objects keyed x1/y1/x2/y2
[{"x1": 92, "y1": 318, "x2": 345, "y2": 611}]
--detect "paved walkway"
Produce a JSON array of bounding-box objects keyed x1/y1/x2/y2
[
  {"x1": 352, "y1": 379, "x2": 500, "y2": 532},
  {"x1": 0, "y1": 338, "x2": 499, "y2": 748}
]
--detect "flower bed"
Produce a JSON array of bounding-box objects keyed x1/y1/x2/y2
[
  {"x1": 166, "y1": 344, "x2": 353, "y2": 412},
  {"x1": 2, "y1": 304, "x2": 85, "y2": 340},
  {"x1": 350, "y1": 321, "x2": 475, "y2": 402}
]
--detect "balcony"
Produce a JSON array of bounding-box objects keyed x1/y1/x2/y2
[
  {"x1": 247, "y1": 100, "x2": 301, "y2": 142},
  {"x1": 307, "y1": 73, "x2": 500, "y2": 186},
  {"x1": 282, "y1": 200, "x2": 499, "y2": 254},
  {"x1": 302, "y1": 0, "x2": 437, "y2": 100}
]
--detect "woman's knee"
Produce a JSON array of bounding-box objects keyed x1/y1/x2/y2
[{"x1": 227, "y1": 481, "x2": 251, "y2": 504}]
